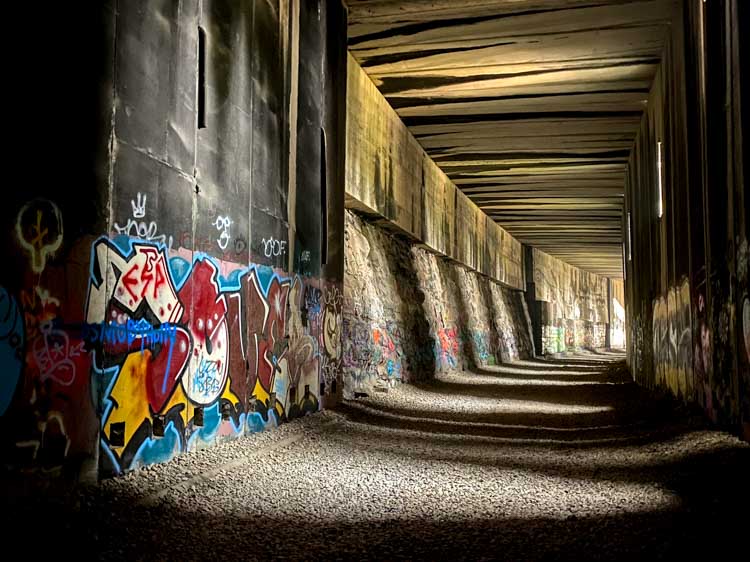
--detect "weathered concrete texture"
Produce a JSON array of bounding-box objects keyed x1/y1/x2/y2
[
  {"x1": 533, "y1": 248, "x2": 610, "y2": 355},
  {"x1": 345, "y1": 55, "x2": 523, "y2": 289},
  {"x1": 624, "y1": 1, "x2": 748, "y2": 441},
  {"x1": 343, "y1": 211, "x2": 532, "y2": 394},
  {"x1": 0, "y1": 0, "x2": 348, "y2": 481}
]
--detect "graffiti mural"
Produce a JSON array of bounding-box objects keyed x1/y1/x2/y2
[
  {"x1": 80, "y1": 236, "x2": 334, "y2": 474},
  {"x1": 1, "y1": 210, "x2": 97, "y2": 472},
  {"x1": 178, "y1": 260, "x2": 232, "y2": 406},
  {"x1": 542, "y1": 323, "x2": 565, "y2": 355},
  {"x1": 88, "y1": 238, "x2": 205, "y2": 471},
  {"x1": 436, "y1": 327, "x2": 459, "y2": 369},
  {"x1": 15, "y1": 198, "x2": 64, "y2": 274},
  {"x1": 113, "y1": 192, "x2": 174, "y2": 251},
  {"x1": 0, "y1": 287, "x2": 24, "y2": 416},
  {"x1": 0, "y1": 0, "x2": 352, "y2": 477},
  {"x1": 341, "y1": 303, "x2": 412, "y2": 392},
  {"x1": 652, "y1": 278, "x2": 693, "y2": 400},
  {"x1": 343, "y1": 209, "x2": 534, "y2": 395},
  {"x1": 319, "y1": 285, "x2": 343, "y2": 388},
  {"x1": 693, "y1": 291, "x2": 714, "y2": 419},
  {"x1": 533, "y1": 248, "x2": 609, "y2": 355}
]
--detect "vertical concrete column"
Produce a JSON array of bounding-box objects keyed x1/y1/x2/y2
[
  {"x1": 320, "y1": 0, "x2": 348, "y2": 408},
  {"x1": 523, "y1": 245, "x2": 543, "y2": 356}
]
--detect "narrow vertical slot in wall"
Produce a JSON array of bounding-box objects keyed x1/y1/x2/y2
[
  {"x1": 656, "y1": 141, "x2": 664, "y2": 218},
  {"x1": 627, "y1": 212, "x2": 633, "y2": 261},
  {"x1": 198, "y1": 26, "x2": 207, "y2": 129},
  {"x1": 320, "y1": 127, "x2": 328, "y2": 265}
]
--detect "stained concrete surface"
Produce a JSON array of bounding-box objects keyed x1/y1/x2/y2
[{"x1": 4, "y1": 352, "x2": 748, "y2": 561}]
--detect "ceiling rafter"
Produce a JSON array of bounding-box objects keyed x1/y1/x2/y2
[{"x1": 349, "y1": 0, "x2": 674, "y2": 277}]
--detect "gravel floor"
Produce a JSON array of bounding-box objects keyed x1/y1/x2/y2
[{"x1": 4, "y1": 352, "x2": 749, "y2": 561}]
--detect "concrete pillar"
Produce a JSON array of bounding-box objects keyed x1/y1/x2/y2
[{"x1": 523, "y1": 245, "x2": 543, "y2": 356}]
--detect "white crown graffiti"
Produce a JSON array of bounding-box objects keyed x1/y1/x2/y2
[{"x1": 131, "y1": 193, "x2": 147, "y2": 218}]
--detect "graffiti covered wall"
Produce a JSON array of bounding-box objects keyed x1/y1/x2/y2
[
  {"x1": 625, "y1": 1, "x2": 748, "y2": 440},
  {"x1": 532, "y1": 249, "x2": 610, "y2": 355},
  {"x1": 86, "y1": 237, "x2": 343, "y2": 474},
  {"x1": 651, "y1": 279, "x2": 693, "y2": 401},
  {"x1": 343, "y1": 211, "x2": 533, "y2": 394},
  {"x1": 0, "y1": 0, "x2": 348, "y2": 478}
]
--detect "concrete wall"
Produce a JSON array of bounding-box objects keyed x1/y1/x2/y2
[
  {"x1": 0, "y1": 0, "x2": 348, "y2": 479},
  {"x1": 345, "y1": 54, "x2": 524, "y2": 290},
  {"x1": 624, "y1": 0, "x2": 748, "y2": 440},
  {"x1": 344, "y1": 53, "x2": 616, "y2": 394},
  {"x1": 343, "y1": 211, "x2": 533, "y2": 393},
  {"x1": 343, "y1": 51, "x2": 538, "y2": 395},
  {"x1": 531, "y1": 249, "x2": 610, "y2": 355}
]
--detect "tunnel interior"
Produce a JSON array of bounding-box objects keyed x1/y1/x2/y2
[{"x1": 1, "y1": 0, "x2": 748, "y2": 559}]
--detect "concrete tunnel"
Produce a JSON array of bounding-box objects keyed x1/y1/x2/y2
[{"x1": 1, "y1": 0, "x2": 748, "y2": 559}]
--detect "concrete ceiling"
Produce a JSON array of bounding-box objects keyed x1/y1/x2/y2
[{"x1": 347, "y1": 0, "x2": 675, "y2": 278}]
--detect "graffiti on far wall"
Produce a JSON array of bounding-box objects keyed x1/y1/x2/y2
[
  {"x1": 652, "y1": 278, "x2": 693, "y2": 400},
  {"x1": 16, "y1": 198, "x2": 64, "y2": 273}
]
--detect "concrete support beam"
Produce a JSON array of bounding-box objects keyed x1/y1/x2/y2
[
  {"x1": 345, "y1": 54, "x2": 524, "y2": 290},
  {"x1": 523, "y1": 245, "x2": 542, "y2": 356}
]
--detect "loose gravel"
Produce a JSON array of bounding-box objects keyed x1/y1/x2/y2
[{"x1": 4, "y1": 352, "x2": 749, "y2": 561}]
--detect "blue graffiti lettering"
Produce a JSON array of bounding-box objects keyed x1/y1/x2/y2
[
  {"x1": 193, "y1": 357, "x2": 222, "y2": 398},
  {"x1": 76, "y1": 319, "x2": 179, "y2": 349}
]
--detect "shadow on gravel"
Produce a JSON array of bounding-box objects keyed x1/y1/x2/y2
[
  {"x1": 469, "y1": 370, "x2": 629, "y2": 383},
  {"x1": 337, "y1": 359, "x2": 676, "y2": 441},
  {"x1": 4, "y1": 445, "x2": 747, "y2": 562},
  {"x1": 318, "y1": 422, "x2": 750, "y2": 485},
  {"x1": 410, "y1": 379, "x2": 636, "y2": 404},
  {"x1": 488, "y1": 361, "x2": 608, "y2": 373},
  {"x1": 335, "y1": 401, "x2": 689, "y2": 446},
  {"x1": 3, "y1": 354, "x2": 747, "y2": 561},
  {"x1": 474, "y1": 359, "x2": 634, "y2": 381},
  {"x1": 409, "y1": 360, "x2": 637, "y2": 404},
  {"x1": 516, "y1": 354, "x2": 625, "y2": 367}
]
